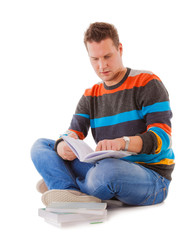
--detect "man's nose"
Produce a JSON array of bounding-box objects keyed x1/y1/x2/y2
[{"x1": 98, "y1": 59, "x2": 107, "y2": 70}]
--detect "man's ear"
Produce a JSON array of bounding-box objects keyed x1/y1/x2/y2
[{"x1": 118, "y1": 43, "x2": 123, "y2": 56}]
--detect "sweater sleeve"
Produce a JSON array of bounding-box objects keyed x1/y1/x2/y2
[
  {"x1": 67, "y1": 94, "x2": 90, "y2": 140},
  {"x1": 136, "y1": 74, "x2": 172, "y2": 155}
]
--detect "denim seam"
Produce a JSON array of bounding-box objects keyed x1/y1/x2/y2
[{"x1": 89, "y1": 178, "x2": 135, "y2": 199}]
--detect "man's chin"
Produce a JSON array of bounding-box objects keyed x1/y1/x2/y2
[
  {"x1": 102, "y1": 79, "x2": 114, "y2": 86},
  {"x1": 99, "y1": 75, "x2": 113, "y2": 83}
]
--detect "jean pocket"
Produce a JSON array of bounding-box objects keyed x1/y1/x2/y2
[{"x1": 140, "y1": 187, "x2": 167, "y2": 206}]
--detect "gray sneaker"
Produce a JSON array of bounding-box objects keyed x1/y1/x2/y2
[{"x1": 41, "y1": 189, "x2": 101, "y2": 206}]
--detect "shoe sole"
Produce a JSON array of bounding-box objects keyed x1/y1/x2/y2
[{"x1": 41, "y1": 190, "x2": 101, "y2": 206}]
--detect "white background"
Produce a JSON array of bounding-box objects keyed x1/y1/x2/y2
[{"x1": 0, "y1": 0, "x2": 181, "y2": 239}]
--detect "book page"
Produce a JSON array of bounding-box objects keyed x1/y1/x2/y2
[
  {"x1": 84, "y1": 150, "x2": 133, "y2": 163},
  {"x1": 62, "y1": 136, "x2": 94, "y2": 160}
]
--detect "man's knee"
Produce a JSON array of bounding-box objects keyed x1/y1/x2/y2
[
  {"x1": 31, "y1": 138, "x2": 45, "y2": 156},
  {"x1": 85, "y1": 159, "x2": 140, "y2": 192},
  {"x1": 30, "y1": 138, "x2": 54, "y2": 166},
  {"x1": 85, "y1": 159, "x2": 123, "y2": 191}
]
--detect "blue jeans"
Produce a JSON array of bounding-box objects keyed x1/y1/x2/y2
[{"x1": 31, "y1": 138, "x2": 170, "y2": 206}]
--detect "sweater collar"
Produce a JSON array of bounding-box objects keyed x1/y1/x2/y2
[{"x1": 103, "y1": 67, "x2": 131, "y2": 90}]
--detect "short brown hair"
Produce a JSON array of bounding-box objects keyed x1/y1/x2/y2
[{"x1": 84, "y1": 22, "x2": 120, "y2": 49}]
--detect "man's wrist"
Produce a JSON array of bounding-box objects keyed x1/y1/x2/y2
[
  {"x1": 121, "y1": 136, "x2": 130, "y2": 151},
  {"x1": 54, "y1": 138, "x2": 64, "y2": 153},
  {"x1": 119, "y1": 138, "x2": 125, "y2": 150}
]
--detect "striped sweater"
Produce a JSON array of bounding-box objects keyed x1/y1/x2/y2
[{"x1": 64, "y1": 68, "x2": 175, "y2": 180}]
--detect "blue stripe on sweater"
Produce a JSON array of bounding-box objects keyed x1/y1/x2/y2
[
  {"x1": 142, "y1": 101, "x2": 171, "y2": 116},
  {"x1": 90, "y1": 101, "x2": 170, "y2": 129},
  {"x1": 149, "y1": 126, "x2": 170, "y2": 151},
  {"x1": 90, "y1": 110, "x2": 142, "y2": 128},
  {"x1": 76, "y1": 113, "x2": 90, "y2": 119},
  {"x1": 124, "y1": 148, "x2": 174, "y2": 163}
]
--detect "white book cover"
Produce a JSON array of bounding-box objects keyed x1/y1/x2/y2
[
  {"x1": 62, "y1": 135, "x2": 136, "y2": 163},
  {"x1": 38, "y1": 208, "x2": 107, "y2": 224},
  {"x1": 44, "y1": 217, "x2": 105, "y2": 227}
]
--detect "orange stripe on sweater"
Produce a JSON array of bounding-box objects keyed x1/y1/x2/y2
[
  {"x1": 68, "y1": 129, "x2": 85, "y2": 140},
  {"x1": 84, "y1": 73, "x2": 161, "y2": 97},
  {"x1": 147, "y1": 123, "x2": 171, "y2": 136}
]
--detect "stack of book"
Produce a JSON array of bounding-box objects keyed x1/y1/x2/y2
[{"x1": 38, "y1": 202, "x2": 107, "y2": 227}]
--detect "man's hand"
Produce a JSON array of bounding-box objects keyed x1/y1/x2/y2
[
  {"x1": 95, "y1": 138, "x2": 124, "y2": 151},
  {"x1": 95, "y1": 136, "x2": 143, "y2": 153},
  {"x1": 57, "y1": 132, "x2": 78, "y2": 161}
]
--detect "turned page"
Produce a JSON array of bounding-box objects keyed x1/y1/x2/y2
[{"x1": 62, "y1": 135, "x2": 94, "y2": 160}]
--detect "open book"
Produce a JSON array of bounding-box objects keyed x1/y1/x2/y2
[{"x1": 62, "y1": 135, "x2": 136, "y2": 163}]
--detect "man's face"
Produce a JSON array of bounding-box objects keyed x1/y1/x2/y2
[{"x1": 86, "y1": 38, "x2": 123, "y2": 85}]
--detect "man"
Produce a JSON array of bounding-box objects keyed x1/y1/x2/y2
[{"x1": 31, "y1": 22, "x2": 175, "y2": 206}]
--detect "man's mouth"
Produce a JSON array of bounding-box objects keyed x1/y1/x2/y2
[{"x1": 100, "y1": 71, "x2": 110, "y2": 75}]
